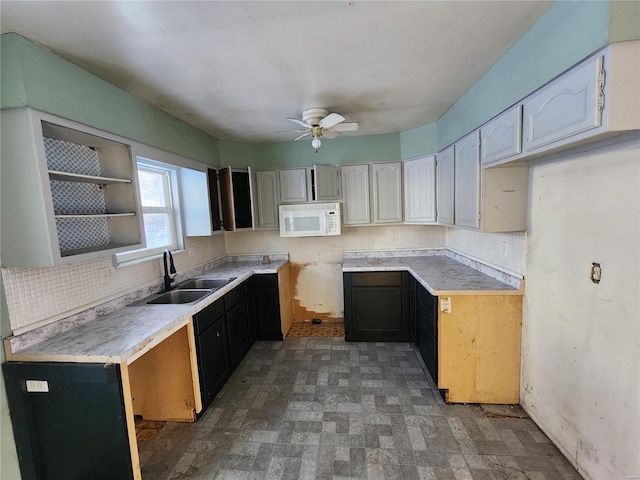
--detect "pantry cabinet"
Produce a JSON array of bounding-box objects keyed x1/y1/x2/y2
[
  {"x1": 371, "y1": 162, "x2": 403, "y2": 224},
  {"x1": 340, "y1": 164, "x2": 370, "y2": 225},
  {"x1": 279, "y1": 168, "x2": 308, "y2": 203},
  {"x1": 404, "y1": 155, "x2": 436, "y2": 224},
  {"x1": 0, "y1": 108, "x2": 144, "y2": 267},
  {"x1": 254, "y1": 170, "x2": 279, "y2": 229}
]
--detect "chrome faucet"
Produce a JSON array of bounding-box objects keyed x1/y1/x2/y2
[{"x1": 163, "y1": 249, "x2": 177, "y2": 292}]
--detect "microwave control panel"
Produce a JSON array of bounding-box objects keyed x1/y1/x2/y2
[{"x1": 326, "y1": 209, "x2": 341, "y2": 235}]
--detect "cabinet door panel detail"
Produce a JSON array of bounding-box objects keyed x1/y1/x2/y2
[
  {"x1": 255, "y1": 170, "x2": 279, "y2": 228},
  {"x1": 372, "y1": 162, "x2": 402, "y2": 224},
  {"x1": 314, "y1": 165, "x2": 340, "y2": 201},
  {"x1": 523, "y1": 55, "x2": 603, "y2": 151},
  {"x1": 480, "y1": 106, "x2": 523, "y2": 166},
  {"x1": 454, "y1": 131, "x2": 480, "y2": 229},
  {"x1": 404, "y1": 156, "x2": 436, "y2": 224},
  {"x1": 436, "y1": 145, "x2": 455, "y2": 226},
  {"x1": 279, "y1": 168, "x2": 308, "y2": 203},
  {"x1": 340, "y1": 164, "x2": 370, "y2": 225}
]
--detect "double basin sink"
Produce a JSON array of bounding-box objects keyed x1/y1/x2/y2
[{"x1": 143, "y1": 277, "x2": 236, "y2": 305}]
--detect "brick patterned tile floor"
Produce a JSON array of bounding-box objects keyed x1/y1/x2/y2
[{"x1": 139, "y1": 338, "x2": 582, "y2": 479}]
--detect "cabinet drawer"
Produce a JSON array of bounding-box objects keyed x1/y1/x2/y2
[
  {"x1": 417, "y1": 285, "x2": 437, "y2": 315},
  {"x1": 349, "y1": 271, "x2": 402, "y2": 286},
  {"x1": 254, "y1": 273, "x2": 278, "y2": 289},
  {"x1": 193, "y1": 298, "x2": 224, "y2": 335},
  {"x1": 224, "y1": 284, "x2": 245, "y2": 310}
]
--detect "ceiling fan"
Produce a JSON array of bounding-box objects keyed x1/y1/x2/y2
[{"x1": 279, "y1": 108, "x2": 359, "y2": 152}]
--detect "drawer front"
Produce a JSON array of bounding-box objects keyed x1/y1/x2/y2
[
  {"x1": 193, "y1": 298, "x2": 224, "y2": 335},
  {"x1": 349, "y1": 271, "x2": 402, "y2": 286},
  {"x1": 417, "y1": 284, "x2": 437, "y2": 316},
  {"x1": 224, "y1": 284, "x2": 245, "y2": 311}
]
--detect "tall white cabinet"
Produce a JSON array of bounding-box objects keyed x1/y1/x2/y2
[
  {"x1": 403, "y1": 156, "x2": 436, "y2": 224},
  {"x1": 371, "y1": 162, "x2": 403, "y2": 224},
  {"x1": 454, "y1": 131, "x2": 481, "y2": 229},
  {"x1": 1, "y1": 108, "x2": 144, "y2": 267},
  {"x1": 436, "y1": 145, "x2": 455, "y2": 226},
  {"x1": 340, "y1": 164, "x2": 370, "y2": 225}
]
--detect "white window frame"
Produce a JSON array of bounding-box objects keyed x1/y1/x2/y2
[{"x1": 115, "y1": 158, "x2": 184, "y2": 265}]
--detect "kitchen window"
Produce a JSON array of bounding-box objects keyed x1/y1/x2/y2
[{"x1": 115, "y1": 158, "x2": 184, "y2": 264}]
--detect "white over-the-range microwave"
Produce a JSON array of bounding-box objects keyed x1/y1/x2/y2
[{"x1": 279, "y1": 202, "x2": 341, "y2": 237}]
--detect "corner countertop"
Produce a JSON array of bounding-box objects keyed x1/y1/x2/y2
[
  {"x1": 4, "y1": 259, "x2": 287, "y2": 364},
  {"x1": 343, "y1": 251, "x2": 523, "y2": 296}
]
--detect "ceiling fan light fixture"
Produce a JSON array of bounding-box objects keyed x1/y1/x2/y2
[{"x1": 311, "y1": 136, "x2": 321, "y2": 150}]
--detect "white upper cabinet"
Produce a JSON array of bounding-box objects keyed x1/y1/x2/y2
[
  {"x1": 1, "y1": 108, "x2": 144, "y2": 267},
  {"x1": 480, "y1": 106, "x2": 523, "y2": 167},
  {"x1": 454, "y1": 131, "x2": 481, "y2": 229},
  {"x1": 180, "y1": 168, "x2": 213, "y2": 236},
  {"x1": 371, "y1": 162, "x2": 403, "y2": 224},
  {"x1": 313, "y1": 165, "x2": 340, "y2": 201},
  {"x1": 436, "y1": 145, "x2": 455, "y2": 226},
  {"x1": 341, "y1": 164, "x2": 370, "y2": 225},
  {"x1": 523, "y1": 54, "x2": 603, "y2": 152},
  {"x1": 279, "y1": 168, "x2": 308, "y2": 203},
  {"x1": 403, "y1": 156, "x2": 436, "y2": 224},
  {"x1": 254, "y1": 170, "x2": 279, "y2": 229}
]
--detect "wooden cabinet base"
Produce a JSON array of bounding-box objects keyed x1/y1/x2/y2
[{"x1": 437, "y1": 295, "x2": 522, "y2": 404}]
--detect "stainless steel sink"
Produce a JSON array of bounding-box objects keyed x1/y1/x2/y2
[
  {"x1": 146, "y1": 289, "x2": 213, "y2": 304},
  {"x1": 176, "y1": 278, "x2": 236, "y2": 290}
]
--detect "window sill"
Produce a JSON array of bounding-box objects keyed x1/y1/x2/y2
[{"x1": 113, "y1": 249, "x2": 186, "y2": 268}]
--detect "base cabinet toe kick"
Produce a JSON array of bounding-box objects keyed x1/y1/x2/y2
[{"x1": 343, "y1": 270, "x2": 522, "y2": 405}]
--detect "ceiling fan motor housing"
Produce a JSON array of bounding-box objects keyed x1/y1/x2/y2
[{"x1": 302, "y1": 108, "x2": 329, "y2": 126}]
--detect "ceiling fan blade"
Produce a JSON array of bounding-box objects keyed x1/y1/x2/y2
[
  {"x1": 319, "y1": 113, "x2": 345, "y2": 128},
  {"x1": 287, "y1": 118, "x2": 311, "y2": 129},
  {"x1": 332, "y1": 122, "x2": 359, "y2": 132},
  {"x1": 274, "y1": 129, "x2": 310, "y2": 134},
  {"x1": 322, "y1": 129, "x2": 340, "y2": 140},
  {"x1": 294, "y1": 132, "x2": 312, "y2": 141}
]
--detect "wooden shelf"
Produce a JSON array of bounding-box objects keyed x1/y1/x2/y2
[
  {"x1": 48, "y1": 170, "x2": 132, "y2": 184},
  {"x1": 60, "y1": 243, "x2": 139, "y2": 257}
]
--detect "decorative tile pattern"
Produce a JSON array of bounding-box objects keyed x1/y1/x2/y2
[
  {"x1": 43, "y1": 136, "x2": 101, "y2": 175},
  {"x1": 138, "y1": 339, "x2": 582, "y2": 480},
  {"x1": 55, "y1": 217, "x2": 111, "y2": 253}
]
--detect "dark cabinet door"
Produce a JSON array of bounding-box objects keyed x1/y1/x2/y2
[
  {"x1": 2, "y1": 362, "x2": 133, "y2": 480},
  {"x1": 226, "y1": 300, "x2": 249, "y2": 369},
  {"x1": 245, "y1": 276, "x2": 258, "y2": 343},
  {"x1": 409, "y1": 275, "x2": 417, "y2": 343},
  {"x1": 254, "y1": 274, "x2": 283, "y2": 341},
  {"x1": 197, "y1": 317, "x2": 230, "y2": 409},
  {"x1": 207, "y1": 168, "x2": 222, "y2": 232},
  {"x1": 416, "y1": 284, "x2": 438, "y2": 383},
  {"x1": 343, "y1": 272, "x2": 411, "y2": 342}
]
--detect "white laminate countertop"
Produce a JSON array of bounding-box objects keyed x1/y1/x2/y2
[
  {"x1": 4, "y1": 260, "x2": 287, "y2": 364},
  {"x1": 343, "y1": 255, "x2": 522, "y2": 295}
]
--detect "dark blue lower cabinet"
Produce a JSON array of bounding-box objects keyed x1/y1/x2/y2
[{"x1": 2, "y1": 361, "x2": 133, "y2": 480}]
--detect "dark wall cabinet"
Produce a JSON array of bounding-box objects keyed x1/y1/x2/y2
[
  {"x1": 343, "y1": 271, "x2": 411, "y2": 342},
  {"x1": 2, "y1": 362, "x2": 133, "y2": 480},
  {"x1": 254, "y1": 274, "x2": 283, "y2": 341}
]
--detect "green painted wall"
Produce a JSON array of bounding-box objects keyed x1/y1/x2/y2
[
  {"x1": 400, "y1": 123, "x2": 438, "y2": 159},
  {"x1": 609, "y1": 0, "x2": 640, "y2": 43},
  {"x1": 437, "y1": 1, "x2": 611, "y2": 149},
  {"x1": 1, "y1": 33, "x2": 221, "y2": 167}
]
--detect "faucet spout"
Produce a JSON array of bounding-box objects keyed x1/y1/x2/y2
[{"x1": 163, "y1": 249, "x2": 177, "y2": 292}]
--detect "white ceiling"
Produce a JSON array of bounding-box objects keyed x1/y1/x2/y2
[{"x1": 1, "y1": 1, "x2": 554, "y2": 144}]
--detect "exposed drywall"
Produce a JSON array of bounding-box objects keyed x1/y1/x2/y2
[
  {"x1": 0, "y1": 33, "x2": 221, "y2": 166},
  {"x1": 437, "y1": 1, "x2": 610, "y2": 149},
  {"x1": 522, "y1": 134, "x2": 640, "y2": 480}
]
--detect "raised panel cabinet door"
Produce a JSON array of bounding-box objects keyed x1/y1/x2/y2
[
  {"x1": 255, "y1": 170, "x2": 279, "y2": 228},
  {"x1": 314, "y1": 165, "x2": 340, "y2": 201},
  {"x1": 279, "y1": 168, "x2": 308, "y2": 203},
  {"x1": 372, "y1": 162, "x2": 403, "y2": 224},
  {"x1": 340, "y1": 164, "x2": 370, "y2": 225},
  {"x1": 436, "y1": 145, "x2": 455, "y2": 226},
  {"x1": 226, "y1": 300, "x2": 249, "y2": 369},
  {"x1": 197, "y1": 318, "x2": 230, "y2": 409},
  {"x1": 454, "y1": 131, "x2": 481, "y2": 229},
  {"x1": 404, "y1": 156, "x2": 436, "y2": 224},
  {"x1": 523, "y1": 54, "x2": 603, "y2": 152},
  {"x1": 480, "y1": 105, "x2": 523, "y2": 166}
]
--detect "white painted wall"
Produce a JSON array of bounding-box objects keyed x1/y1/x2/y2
[{"x1": 522, "y1": 134, "x2": 640, "y2": 480}]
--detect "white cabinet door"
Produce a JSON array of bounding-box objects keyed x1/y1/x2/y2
[
  {"x1": 279, "y1": 168, "x2": 308, "y2": 203},
  {"x1": 341, "y1": 164, "x2": 370, "y2": 225},
  {"x1": 314, "y1": 165, "x2": 340, "y2": 201},
  {"x1": 480, "y1": 106, "x2": 522, "y2": 166},
  {"x1": 254, "y1": 170, "x2": 279, "y2": 229},
  {"x1": 180, "y1": 168, "x2": 212, "y2": 236},
  {"x1": 372, "y1": 162, "x2": 403, "y2": 224},
  {"x1": 523, "y1": 54, "x2": 603, "y2": 152},
  {"x1": 454, "y1": 131, "x2": 480, "y2": 229},
  {"x1": 403, "y1": 156, "x2": 436, "y2": 224},
  {"x1": 436, "y1": 145, "x2": 455, "y2": 226}
]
